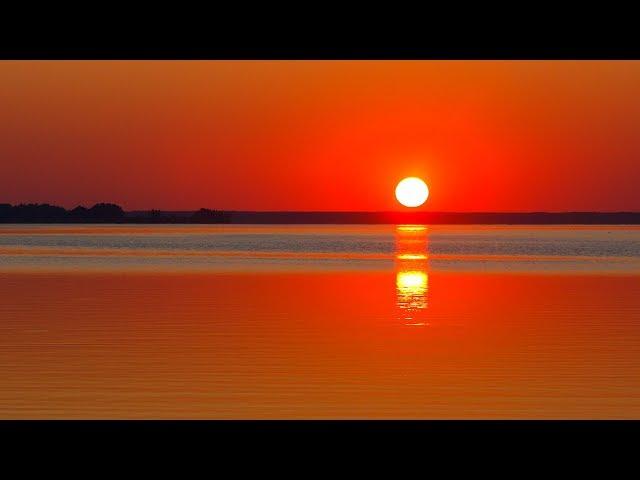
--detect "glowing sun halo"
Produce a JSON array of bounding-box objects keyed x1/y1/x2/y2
[{"x1": 395, "y1": 177, "x2": 429, "y2": 208}]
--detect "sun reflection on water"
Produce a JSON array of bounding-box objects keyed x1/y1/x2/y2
[{"x1": 395, "y1": 225, "x2": 429, "y2": 326}]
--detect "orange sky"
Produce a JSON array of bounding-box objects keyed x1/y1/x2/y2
[{"x1": 1, "y1": 60, "x2": 639, "y2": 211}]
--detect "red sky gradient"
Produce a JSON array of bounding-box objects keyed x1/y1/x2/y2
[{"x1": 1, "y1": 61, "x2": 639, "y2": 212}]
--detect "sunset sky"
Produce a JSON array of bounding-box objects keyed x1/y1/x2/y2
[{"x1": 1, "y1": 60, "x2": 639, "y2": 212}]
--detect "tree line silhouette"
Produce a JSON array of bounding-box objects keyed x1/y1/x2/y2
[
  {"x1": 0, "y1": 203, "x2": 231, "y2": 223},
  {"x1": 1, "y1": 203, "x2": 638, "y2": 224}
]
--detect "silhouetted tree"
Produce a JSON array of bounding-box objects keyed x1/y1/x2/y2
[
  {"x1": 69, "y1": 206, "x2": 89, "y2": 222},
  {"x1": 143, "y1": 209, "x2": 164, "y2": 223},
  {"x1": 190, "y1": 208, "x2": 230, "y2": 223},
  {"x1": 10, "y1": 203, "x2": 67, "y2": 222},
  {"x1": 87, "y1": 203, "x2": 125, "y2": 222},
  {"x1": 0, "y1": 203, "x2": 11, "y2": 221}
]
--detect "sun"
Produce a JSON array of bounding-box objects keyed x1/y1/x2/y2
[{"x1": 395, "y1": 177, "x2": 429, "y2": 208}]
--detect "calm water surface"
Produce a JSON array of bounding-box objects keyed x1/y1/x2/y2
[{"x1": 1, "y1": 224, "x2": 639, "y2": 418}]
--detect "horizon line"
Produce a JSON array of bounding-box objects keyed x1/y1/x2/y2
[
  {"x1": 4, "y1": 204, "x2": 640, "y2": 215},
  {"x1": 128, "y1": 209, "x2": 640, "y2": 214}
]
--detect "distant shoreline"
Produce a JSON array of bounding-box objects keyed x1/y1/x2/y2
[
  {"x1": 2, "y1": 203, "x2": 640, "y2": 224},
  {"x1": 198, "y1": 211, "x2": 640, "y2": 225}
]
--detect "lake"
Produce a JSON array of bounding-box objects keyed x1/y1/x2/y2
[{"x1": 1, "y1": 224, "x2": 639, "y2": 418}]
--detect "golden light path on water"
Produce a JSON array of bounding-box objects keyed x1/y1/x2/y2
[{"x1": 395, "y1": 225, "x2": 429, "y2": 326}]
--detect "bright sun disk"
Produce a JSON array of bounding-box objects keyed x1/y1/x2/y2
[{"x1": 395, "y1": 177, "x2": 429, "y2": 207}]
